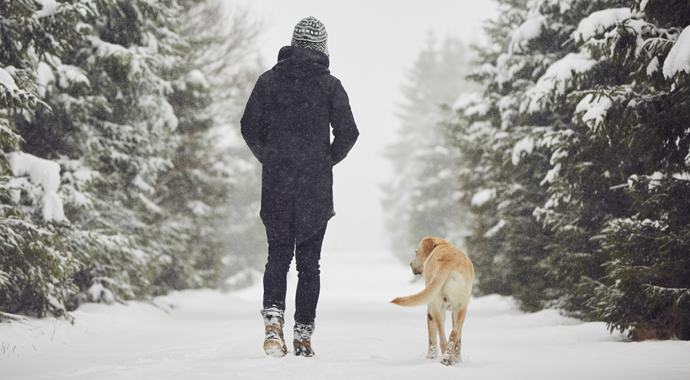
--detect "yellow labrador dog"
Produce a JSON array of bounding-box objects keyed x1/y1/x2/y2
[{"x1": 391, "y1": 237, "x2": 474, "y2": 366}]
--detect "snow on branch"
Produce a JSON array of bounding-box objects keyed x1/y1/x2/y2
[
  {"x1": 510, "y1": 12, "x2": 546, "y2": 54},
  {"x1": 663, "y1": 26, "x2": 690, "y2": 81},
  {"x1": 57, "y1": 65, "x2": 90, "y2": 90},
  {"x1": 575, "y1": 94, "x2": 613, "y2": 132},
  {"x1": 571, "y1": 8, "x2": 639, "y2": 44},
  {"x1": 34, "y1": 0, "x2": 95, "y2": 20},
  {"x1": 7, "y1": 152, "x2": 67, "y2": 222},
  {"x1": 550, "y1": 0, "x2": 574, "y2": 13},
  {"x1": 0, "y1": 269, "x2": 9, "y2": 288},
  {"x1": 1, "y1": 66, "x2": 52, "y2": 111},
  {"x1": 512, "y1": 136, "x2": 535, "y2": 165},
  {"x1": 35, "y1": 0, "x2": 59, "y2": 18},
  {"x1": 471, "y1": 188, "x2": 496, "y2": 207},
  {"x1": 0, "y1": 68, "x2": 19, "y2": 91},
  {"x1": 453, "y1": 92, "x2": 489, "y2": 117},
  {"x1": 644, "y1": 285, "x2": 690, "y2": 308},
  {"x1": 484, "y1": 219, "x2": 506, "y2": 238},
  {"x1": 524, "y1": 52, "x2": 597, "y2": 113}
]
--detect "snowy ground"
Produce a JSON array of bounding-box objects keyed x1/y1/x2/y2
[{"x1": 2, "y1": 250, "x2": 689, "y2": 380}]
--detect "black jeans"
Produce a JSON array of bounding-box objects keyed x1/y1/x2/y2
[{"x1": 263, "y1": 224, "x2": 327, "y2": 324}]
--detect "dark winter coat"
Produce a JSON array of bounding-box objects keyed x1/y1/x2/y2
[{"x1": 241, "y1": 46, "x2": 359, "y2": 243}]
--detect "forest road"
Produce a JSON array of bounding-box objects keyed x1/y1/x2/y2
[{"x1": 1, "y1": 250, "x2": 689, "y2": 379}]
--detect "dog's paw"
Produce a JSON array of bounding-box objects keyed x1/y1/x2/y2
[
  {"x1": 440, "y1": 355, "x2": 453, "y2": 366},
  {"x1": 426, "y1": 347, "x2": 438, "y2": 359}
]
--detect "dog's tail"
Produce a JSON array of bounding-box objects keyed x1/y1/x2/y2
[{"x1": 390, "y1": 266, "x2": 451, "y2": 307}]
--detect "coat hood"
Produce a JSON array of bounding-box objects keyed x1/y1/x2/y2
[{"x1": 272, "y1": 46, "x2": 330, "y2": 79}]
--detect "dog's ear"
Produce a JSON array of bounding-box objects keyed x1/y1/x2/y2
[{"x1": 422, "y1": 237, "x2": 435, "y2": 255}]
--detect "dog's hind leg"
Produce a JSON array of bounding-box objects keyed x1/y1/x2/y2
[
  {"x1": 426, "y1": 304, "x2": 447, "y2": 359},
  {"x1": 437, "y1": 307, "x2": 447, "y2": 353},
  {"x1": 426, "y1": 306, "x2": 440, "y2": 359},
  {"x1": 441, "y1": 307, "x2": 467, "y2": 366},
  {"x1": 452, "y1": 307, "x2": 467, "y2": 363}
]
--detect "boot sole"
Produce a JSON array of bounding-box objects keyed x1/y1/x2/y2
[{"x1": 264, "y1": 340, "x2": 287, "y2": 357}]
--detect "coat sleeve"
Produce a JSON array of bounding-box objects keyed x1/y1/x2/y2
[
  {"x1": 330, "y1": 78, "x2": 359, "y2": 165},
  {"x1": 241, "y1": 75, "x2": 269, "y2": 164}
]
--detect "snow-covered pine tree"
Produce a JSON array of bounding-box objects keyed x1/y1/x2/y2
[
  {"x1": 501, "y1": 0, "x2": 628, "y2": 316},
  {"x1": 14, "y1": 0, "x2": 188, "y2": 303},
  {"x1": 176, "y1": 0, "x2": 266, "y2": 284},
  {"x1": 567, "y1": 0, "x2": 690, "y2": 340},
  {"x1": 472, "y1": 0, "x2": 690, "y2": 336},
  {"x1": 384, "y1": 35, "x2": 476, "y2": 262},
  {"x1": 2, "y1": 0, "x2": 266, "y2": 314},
  {"x1": 147, "y1": 0, "x2": 223, "y2": 292},
  {"x1": 443, "y1": 2, "x2": 518, "y2": 297},
  {"x1": 150, "y1": 0, "x2": 263, "y2": 291},
  {"x1": 0, "y1": 0, "x2": 89, "y2": 317},
  {"x1": 446, "y1": 0, "x2": 581, "y2": 310}
]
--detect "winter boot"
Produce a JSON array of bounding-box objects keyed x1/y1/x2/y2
[
  {"x1": 261, "y1": 308, "x2": 288, "y2": 357},
  {"x1": 293, "y1": 322, "x2": 315, "y2": 357}
]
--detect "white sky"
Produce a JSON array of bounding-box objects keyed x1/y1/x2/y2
[{"x1": 238, "y1": 0, "x2": 498, "y2": 252}]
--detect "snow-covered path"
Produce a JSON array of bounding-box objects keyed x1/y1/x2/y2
[{"x1": 2, "y1": 250, "x2": 689, "y2": 379}]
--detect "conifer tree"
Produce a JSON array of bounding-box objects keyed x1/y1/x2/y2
[
  {"x1": 1, "y1": 0, "x2": 265, "y2": 315},
  {"x1": 187, "y1": 0, "x2": 266, "y2": 280},
  {"x1": 450, "y1": 0, "x2": 690, "y2": 338},
  {"x1": 519, "y1": 0, "x2": 690, "y2": 334},
  {"x1": 0, "y1": 0, "x2": 92, "y2": 316},
  {"x1": 572, "y1": 0, "x2": 690, "y2": 339},
  {"x1": 14, "y1": 0, "x2": 195, "y2": 302},
  {"x1": 447, "y1": 0, "x2": 564, "y2": 310},
  {"x1": 10, "y1": 1, "x2": 207, "y2": 302},
  {"x1": 151, "y1": 0, "x2": 262, "y2": 291},
  {"x1": 384, "y1": 35, "x2": 476, "y2": 261}
]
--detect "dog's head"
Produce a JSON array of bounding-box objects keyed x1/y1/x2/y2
[{"x1": 410, "y1": 237, "x2": 442, "y2": 275}]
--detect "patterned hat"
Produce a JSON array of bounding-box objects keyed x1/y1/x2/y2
[{"x1": 291, "y1": 16, "x2": 329, "y2": 56}]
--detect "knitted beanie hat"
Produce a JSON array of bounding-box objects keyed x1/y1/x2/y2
[{"x1": 291, "y1": 16, "x2": 329, "y2": 56}]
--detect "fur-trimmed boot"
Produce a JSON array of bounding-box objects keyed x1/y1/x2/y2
[
  {"x1": 293, "y1": 322, "x2": 315, "y2": 357},
  {"x1": 261, "y1": 308, "x2": 288, "y2": 357}
]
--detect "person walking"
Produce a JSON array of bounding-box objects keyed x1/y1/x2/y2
[{"x1": 240, "y1": 16, "x2": 359, "y2": 357}]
